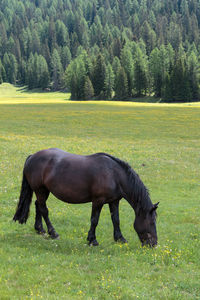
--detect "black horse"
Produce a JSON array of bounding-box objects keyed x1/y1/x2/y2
[{"x1": 13, "y1": 148, "x2": 159, "y2": 247}]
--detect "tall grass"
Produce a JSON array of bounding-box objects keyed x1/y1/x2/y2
[{"x1": 0, "y1": 84, "x2": 199, "y2": 299}]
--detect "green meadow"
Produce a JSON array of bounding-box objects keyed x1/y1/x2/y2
[{"x1": 0, "y1": 83, "x2": 199, "y2": 299}]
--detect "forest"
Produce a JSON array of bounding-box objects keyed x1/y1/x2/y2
[{"x1": 0, "y1": 0, "x2": 200, "y2": 101}]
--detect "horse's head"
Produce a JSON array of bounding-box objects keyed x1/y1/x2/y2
[{"x1": 134, "y1": 202, "x2": 159, "y2": 247}]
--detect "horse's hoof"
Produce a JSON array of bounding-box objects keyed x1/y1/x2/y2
[
  {"x1": 89, "y1": 239, "x2": 99, "y2": 246},
  {"x1": 49, "y1": 231, "x2": 60, "y2": 239},
  {"x1": 35, "y1": 228, "x2": 46, "y2": 235},
  {"x1": 115, "y1": 237, "x2": 128, "y2": 244}
]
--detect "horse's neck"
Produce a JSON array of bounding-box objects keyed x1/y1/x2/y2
[
  {"x1": 120, "y1": 170, "x2": 148, "y2": 213},
  {"x1": 119, "y1": 172, "x2": 137, "y2": 211},
  {"x1": 124, "y1": 191, "x2": 137, "y2": 211}
]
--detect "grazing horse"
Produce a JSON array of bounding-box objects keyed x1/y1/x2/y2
[{"x1": 13, "y1": 148, "x2": 159, "y2": 247}]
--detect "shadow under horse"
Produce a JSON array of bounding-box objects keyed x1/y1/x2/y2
[{"x1": 13, "y1": 148, "x2": 159, "y2": 247}]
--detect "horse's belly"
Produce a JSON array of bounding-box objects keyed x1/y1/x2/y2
[
  {"x1": 44, "y1": 168, "x2": 119, "y2": 204},
  {"x1": 49, "y1": 187, "x2": 91, "y2": 204}
]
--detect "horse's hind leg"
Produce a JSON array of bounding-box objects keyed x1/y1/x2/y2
[
  {"x1": 109, "y1": 200, "x2": 127, "y2": 243},
  {"x1": 35, "y1": 188, "x2": 59, "y2": 239},
  {"x1": 35, "y1": 200, "x2": 46, "y2": 234}
]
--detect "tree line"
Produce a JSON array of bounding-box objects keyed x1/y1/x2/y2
[{"x1": 0, "y1": 0, "x2": 200, "y2": 101}]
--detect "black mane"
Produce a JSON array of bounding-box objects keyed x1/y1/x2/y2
[{"x1": 99, "y1": 153, "x2": 153, "y2": 212}]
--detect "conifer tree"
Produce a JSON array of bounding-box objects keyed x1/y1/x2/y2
[
  {"x1": 112, "y1": 56, "x2": 121, "y2": 75},
  {"x1": 61, "y1": 46, "x2": 72, "y2": 70},
  {"x1": 92, "y1": 53, "x2": 106, "y2": 98},
  {"x1": 187, "y1": 51, "x2": 200, "y2": 100},
  {"x1": 37, "y1": 55, "x2": 50, "y2": 89},
  {"x1": 51, "y1": 49, "x2": 63, "y2": 90},
  {"x1": 3, "y1": 53, "x2": 18, "y2": 84},
  {"x1": 114, "y1": 67, "x2": 128, "y2": 100},
  {"x1": 162, "y1": 72, "x2": 173, "y2": 102},
  {"x1": 0, "y1": 59, "x2": 6, "y2": 82},
  {"x1": 149, "y1": 48, "x2": 162, "y2": 97},
  {"x1": 104, "y1": 63, "x2": 115, "y2": 99},
  {"x1": 170, "y1": 57, "x2": 191, "y2": 102},
  {"x1": 26, "y1": 53, "x2": 35, "y2": 89},
  {"x1": 133, "y1": 47, "x2": 148, "y2": 96},
  {"x1": 65, "y1": 53, "x2": 87, "y2": 99},
  {"x1": 84, "y1": 76, "x2": 94, "y2": 100},
  {"x1": 120, "y1": 45, "x2": 134, "y2": 97}
]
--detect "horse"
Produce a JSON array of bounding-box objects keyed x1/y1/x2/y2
[{"x1": 13, "y1": 148, "x2": 159, "y2": 247}]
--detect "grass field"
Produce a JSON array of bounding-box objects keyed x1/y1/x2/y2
[{"x1": 0, "y1": 83, "x2": 199, "y2": 299}]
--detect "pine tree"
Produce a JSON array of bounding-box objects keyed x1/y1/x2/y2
[
  {"x1": 112, "y1": 38, "x2": 122, "y2": 58},
  {"x1": 104, "y1": 63, "x2": 115, "y2": 99},
  {"x1": 112, "y1": 56, "x2": 121, "y2": 75},
  {"x1": 187, "y1": 51, "x2": 200, "y2": 100},
  {"x1": 51, "y1": 49, "x2": 63, "y2": 90},
  {"x1": 61, "y1": 46, "x2": 72, "y2": 70},
  {"x1": 162, "y1": 72, "x2": 173, "y2": 102},
  {"x1": 141, "y1": 21, "x2": 156, "y2": 55},
  {"x1": 149, "y1": 48, "x2": 162, "y2": 97},
  {"x1": 114, "y1": 67, "x2": 128, "y2": 100},
  {"x1": 42, "y1": 39, "x2": 51, "y2": 67},
  {"x1": 3, "y1": 53, "x2": 18, "y2": 84},
  {"x1": 55, "y1": 20, "x2": 70, "y2": 47},
  {"x1": 48, "y1": 19, "x2": 56, "y2": 53},
  {"x1": 92, "y1": 54, "x2": 106, "y2": 98},
  {"x1": 65, "y1": 53, "x2": 87, "y2": 99},
  {"x1": 70, "y1": 32, "x2": 80, "y2": 57},
  {"x1": 37, "y1": 55, "x2": 50, "y2": 89},
  {"x1": 120, "y1": 45, "x2": 134, "y2": 97},
  {"x1": 26, "y1": 53, "x2": 36, "y2": 89},
  {"x1": 133, "y1": 47, "x2": 148, "y2": 96},
  {"x1": 84, "y1": 76, "x2": 94, "y2": 100},
  {"x1": 0, "y1": 58, "x2": 6, "y2": 82},
  {"x1": 9, "y1": 54, "x2": 18, "y2": 84},
  {"x1": 170, "y1": 57, "x2": 191, "y2": 102}
]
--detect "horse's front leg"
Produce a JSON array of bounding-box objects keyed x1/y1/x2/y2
[
  {"x1": 87, "y1": 202, "x2": 103, "y2": 246},
  {"x1": 109, "y1": 200, "x2": 128, "y2": 243}
]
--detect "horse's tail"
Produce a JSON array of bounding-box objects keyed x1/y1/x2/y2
[{"x1": 13, "y1": 156, "x2": 33, "y2": 224}]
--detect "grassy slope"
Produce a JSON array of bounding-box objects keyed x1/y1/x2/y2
[{"x1": 0, "y1": 83, "x2": 199, "y2": 299}]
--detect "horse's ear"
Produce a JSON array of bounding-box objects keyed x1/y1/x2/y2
[{"x1": 150, "y1": 202, "x2": 159, "y2": 214}]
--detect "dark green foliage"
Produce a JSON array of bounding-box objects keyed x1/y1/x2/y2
[
  {"x1": 120, "y1": 45, "x2": 134, "y2": 97},
  {"x1": 114, "y1": 67, "x2": 128, "y2": 100},
  {"x1": 51, "y1": 49, "x2": 63, "y2": 90},
  {"x1": 149, "y1": 48, "x2": 163, "y2": 97},
  {"x1": 92, "y1": 54, "x2": 106, "y2": 98},
  {"x1": 3, "y1": 53, "x2": 17, "y2": 84},
  {"x1": 84, "y1": 76, "x2": 94, "y2": 100},
  {"x1": 0, "y1": 0, "x2": 200, "y2": 101},
  {"x1": 104, "y1": 63, "x2": 115, "y2": 99},
  {"x1": 133, "y1": 47, "x2": 148, "y2": 97},
  {"x1": 65, "y1": 51, "x2": 87, "y2": 99},
  {"x1": 26, "y1": 53, "x2": 49, "y2": 89},
  {"x1": 0, "y1": 59, "x2": 6, "y2": 83},
  {"x1": 167, "y1": 57, "x2": 192, "y2": 102}
]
